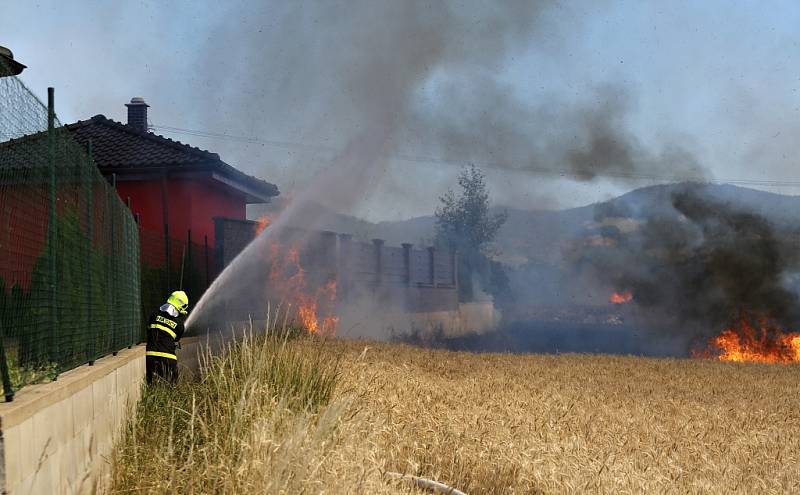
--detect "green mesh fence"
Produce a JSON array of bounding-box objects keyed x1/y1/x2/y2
[
  {"x1": 139, "y1": 227, "x2": 213, "y2": 331},
  {"x1": 0, "y1": 62, "x2": 141, "y2": 400}
]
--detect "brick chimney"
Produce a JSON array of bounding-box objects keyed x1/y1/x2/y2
[{"x1": 125, "y1": 97, "x2": 149, "y2": 132}]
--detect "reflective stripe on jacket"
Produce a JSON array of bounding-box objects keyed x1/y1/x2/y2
[
  {"x1": 145, "y1": 308, "x2": 185, "y2": 358},
  {"x1": 146, "y1": 350, "x2": 177, "y2": 360},
  {"x1": 150, "y1": 323, "x2": 176, "y2": 339}
]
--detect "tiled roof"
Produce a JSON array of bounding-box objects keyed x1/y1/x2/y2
[
  {"x1": 66, "y1": 115, "x2": 278, "y2": 200},
  {"x1": 0, "y1": 49, "x2": 26, "y2": 76}
]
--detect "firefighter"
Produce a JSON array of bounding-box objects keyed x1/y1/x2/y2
[{"x1": 145, "y1": 290, "x2": 188, "y2": 384}]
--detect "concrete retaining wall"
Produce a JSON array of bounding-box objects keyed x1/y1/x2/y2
[
  {"x1": 458, "y1": 301, "x2": 501, "y2": 334},
  {"x1": 0, "y1": 346, "x2": 145, "y2": 494},
  {"x1": 408, "y1": 302, "x2": 500, "y2": 336}
]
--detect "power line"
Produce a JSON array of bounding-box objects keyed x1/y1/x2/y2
[
  {"x1": 150, "y1": 123, "x2": 800, "y2": 189},
  {"x1": 151, "y1": 124, "x2": 333, "y2": 153}
]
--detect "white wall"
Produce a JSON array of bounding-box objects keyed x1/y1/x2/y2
[{"x1": 0, "y1": 346, "x2": 145, "y2": 494}]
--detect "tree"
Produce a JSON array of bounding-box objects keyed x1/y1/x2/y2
[{"x1": 435, "y1": 165, "x2": 507, "y2": 302}]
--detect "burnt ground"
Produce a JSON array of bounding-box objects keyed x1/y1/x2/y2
[{"x1": 397, "y1": 320, "x2": 688, "y2": 357}]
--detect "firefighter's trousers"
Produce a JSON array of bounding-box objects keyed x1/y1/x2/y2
[{"x1": 146, "y1": 355, "x2": 177, "y2": 384}]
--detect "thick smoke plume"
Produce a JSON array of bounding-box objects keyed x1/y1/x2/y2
[
  {"x1": 197, "y1": 1, "x2": 703, "y2": 203},
  {"x1": 189, "y1": 1, "x2": 706, "y2": 333},
  {"x1": 580, "y1": 184, "x2": 800, "y2": 345},
  {"x1": 416, "y1": 82, "x2": 703, "y2": 181}
]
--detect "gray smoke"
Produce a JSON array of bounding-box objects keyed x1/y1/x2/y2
[
  {"x1": 188, "y1": 1, "x2": 707, "y2": 333},
  {"x1": 415, "y1": 82, "x2": 703, "y2": 181},
  {"x1": 192, "y1": 0, "x2": 703, "y2": 207},
  {"x1": 579, "y1": 183, "x2": 800, "y2": 346}
]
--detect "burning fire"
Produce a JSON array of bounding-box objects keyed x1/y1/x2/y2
[
  {"x1": 610, "y1": 290, "x2": 633, "y2": 305},
  {"x1": 694, "y1": 317, "x2": 800, "y2": 364},
  {"x1": 295, "y1": 280, "x2": 339, "y2": 335},
  {"x1": 255, "y1": 215, "x2": 272, "y2": 236},
  {"x1": 266, "y1": 242, "x2": 338, "y2": 336}
]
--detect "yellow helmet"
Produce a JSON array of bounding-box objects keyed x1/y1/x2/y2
[{"x1": 167, "y1": 290, "x2": 189, "y2": 315}]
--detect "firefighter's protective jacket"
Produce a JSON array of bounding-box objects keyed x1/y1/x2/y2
[{"x1": 145, "y1": 305, "x2": 185, "y2": 360}]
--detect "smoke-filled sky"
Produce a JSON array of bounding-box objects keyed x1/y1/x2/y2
[{"x1": 4, "y1": 1, "x2": 800, "y2": 221}]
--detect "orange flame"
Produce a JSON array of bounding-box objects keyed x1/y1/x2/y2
[
  {"x1": 297, "y1": 293, "x2": 318, "y2": 333},
  {"x1": 255, "y1": 215, "x2": 272, "y2": 236},
  {"x1": 320, "y1": 279, "x2": 339, "y2": 334},
  {"x1": 610, "y1": 290, "x2": 633, "y2": 305},
  {"x1": 694, "y1": 318, "x2": 800, "y2": 364},
  {"x1": 266, "y1": 242, "x2": 338, "y2": 336}
]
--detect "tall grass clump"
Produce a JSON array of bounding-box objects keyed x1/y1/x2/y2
[{"x1": 108, "y1": 318, "x2": 351, "y2": 493}]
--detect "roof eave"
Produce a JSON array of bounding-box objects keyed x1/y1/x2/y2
[
  {"x1": 98, "y1": 164, "x2": 279, "y2": 203},
  {"x1": 210, "y1": 171, "x2": 277, "y2": 203}
]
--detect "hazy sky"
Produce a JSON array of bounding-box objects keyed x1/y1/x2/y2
[{"x1": 4, "y1": 1, "x2": 800, "y2": 221}]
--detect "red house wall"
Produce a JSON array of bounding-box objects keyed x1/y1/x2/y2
[
  {"x1": 0, "y1": 175, "x2": 253, "y2": 289},
  {"x1": 115, "y1": 181, "x2": 164, "y2": 234},
  {"x1": 1, "y1": 181, "x2": 125, "y2": 292},
  {"x1": 182, "y1": 180, "x2": 246, "y2": 241},
  {"x1": 0, "y1": 187, "x2": 49, "y2": 291},
  {"x1": 116, "y1": 178, "x2": 247, "y2": 247}
]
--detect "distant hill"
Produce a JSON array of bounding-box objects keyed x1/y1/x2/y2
[
  {"x1": 250, "y1": 183, "x2": 800, "y2": 265},
  {"x1": 377, "y1": 183, "x2": 800, "y2": 263}
]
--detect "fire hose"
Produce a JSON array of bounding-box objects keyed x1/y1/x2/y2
[{"x1": 383, "y1": 471, "x2": 467, "y2": 495}]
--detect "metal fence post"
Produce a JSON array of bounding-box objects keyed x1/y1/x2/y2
[
  {"x1": 110, "y1": 174, "x2": 118, "y2": 355},
  {"x1": 186, "y1": 229, "x2": 196, "y2": 280},
  {"x1": 136, "y1": 215, "x2": 143, "y2": 343},
  {"x1": 47, "y1": 87, "x2": 59, "y2": 373},
  {"x1": 186, "y1": 229, "x2": 193, "y2": 293},
  {"x1": 133, "y1": 217, "x2": 142, "y2": 345},
  {"x1": 122, "y1": 201, "x2": 130, "y2": 349},
  {"x1": 452, "y1": 249, "x2": 458, "y2": 289},
  {"x1": 0, "y1": 322, "x2": 14, "y2": 402},
  {"x1": 402, "y1": 243, "x2": 413, "y2": 286},
  {"x1": 338, "y1": 234, "x2": 352, "y2": 301},
  {"x1": 86, "y1": 140, "x2": 95, "y2": 365},
  {"x1": 133, "y1": 224, "x2": 136, "y2": 347},
  {"x1": 164, "y1": 225, "x2": 171, "y2": 292},
  {"x1": 204, "y1": 234, "x2": 210, "y2": 289},
  {"x1": 372, "y1": 238, "x2": 384, "y2": 286},
  {"x1": 126, "y1": 196, "x2": 134, "y2": 348},
  {"x1": 428, "y1": 246, "x2": 436, "y2": 286},
  {"x1": 161, "y1": 171, "x2": 171, "y2": 291}
]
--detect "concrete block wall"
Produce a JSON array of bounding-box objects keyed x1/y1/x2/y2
[
  {"x1": 0, "y1": 346, "x2": 145, "y2": 495},
  {"x1": 211, "y1": 218, "x2": 497, "y2": 337},
  {"x1": 348, "y1": 238, "x2": 456, "y2": 288},
  {"x1": 213, "y1": 217, "x2": 457, "y2": 287},
  {"x1": 211, "y1": 218, "x2": 462, "y2": 326},
  {"x1": 214, "y1": 216, "x2": 257, "y2": 270}
]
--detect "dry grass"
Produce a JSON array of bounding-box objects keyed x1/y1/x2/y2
[
  {"x1": 337, "y1": 341, "x2": 800, "y2": 494},
  {"x1": 109, "y1": 327, "x2": 376, "y2": 493},
  {"x1": 109, "y1": 333, "x2": 800, "y2": 494}
]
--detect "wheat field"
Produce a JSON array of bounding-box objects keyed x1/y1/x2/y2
[
  {"x1": 336, "y1": 341, "x2": 800, "y2": 493},
  {"x1": 110, "y1": 333, "x2": 800, "y2": 494}
]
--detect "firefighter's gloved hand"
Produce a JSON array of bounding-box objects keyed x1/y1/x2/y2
[{"x1": 176, "y1": 341, "x2": 182, "y2": 350}]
